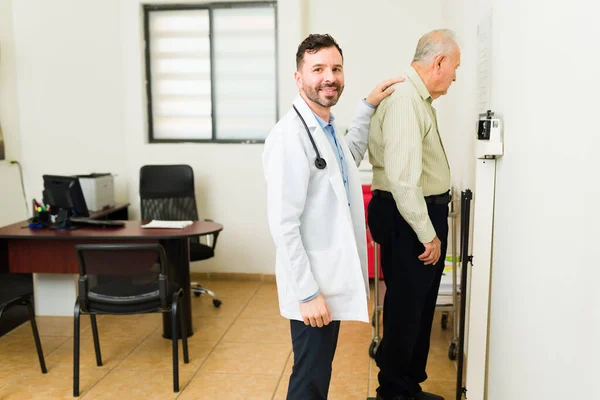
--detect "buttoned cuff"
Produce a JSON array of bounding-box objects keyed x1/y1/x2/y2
[
  {"x1": 415, "y1": 222, "x2": 437, "y2": 244},
  {"x1": 295, "y1": 279, "x2": 320, "y2": 302},
  {"x1": 299, "y1": 290, "x2": 320, "y2": 303},
  {"x1": 362, "y1": 98, "x2": 376, "y2": 110}
]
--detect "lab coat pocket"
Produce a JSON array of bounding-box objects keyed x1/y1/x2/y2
[{"x1": 307, "y1": 248, "x2": 351, "y2": 297}]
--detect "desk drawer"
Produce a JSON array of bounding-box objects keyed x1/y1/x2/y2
[{"x1": 8, "y1": 239, "x2": 158, "y2": 274}]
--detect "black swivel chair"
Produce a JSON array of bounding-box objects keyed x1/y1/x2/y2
[
  {"x1": 0, "y1": 274, "x2": 47, "y2": 374},
  {"x1": 72, "y1": 243, "x2": 189, "y2": 397},
  {"x1": 139, "y1": 164, "x2": 222, "y2": 308}
]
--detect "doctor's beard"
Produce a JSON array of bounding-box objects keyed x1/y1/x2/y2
[{"x1": 303, "y1": 82, "x2": 344, "y2": 108}]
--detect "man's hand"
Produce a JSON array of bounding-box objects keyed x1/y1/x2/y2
[
  {"x1": 365, "y1": 76, "x2": 405, "y2": 107},
  {"x1": 299, "y1": 293, "x2": 331, "y2": 328},
  {"x1": 419, "y1": 236, "x2": 441, "y2": 265}
]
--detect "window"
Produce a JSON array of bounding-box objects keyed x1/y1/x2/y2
[{"x1": 144, "y1": 2, "x2": 278, "y2": 143}]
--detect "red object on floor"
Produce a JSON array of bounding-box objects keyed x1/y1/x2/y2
[{"x1": 362, "y1": 185, "x2": 383, "y2": 278}]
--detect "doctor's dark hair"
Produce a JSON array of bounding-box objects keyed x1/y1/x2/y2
[{"x1": 296, "y1": 34, "x2": 343, "y2": 70}]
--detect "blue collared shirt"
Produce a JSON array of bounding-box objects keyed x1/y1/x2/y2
[{"x1": 312, "y1": 112, "x2": 351, "y2": 207}]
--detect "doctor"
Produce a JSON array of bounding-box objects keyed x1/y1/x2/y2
[{"x1": 263, "y1": 33, "x2": 402, "y2": 400}]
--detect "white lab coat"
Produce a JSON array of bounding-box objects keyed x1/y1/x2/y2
[{"x1": 262, "y1": 95, "x2": 375, "y2": 322}]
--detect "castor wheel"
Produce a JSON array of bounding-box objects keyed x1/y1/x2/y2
[
  {"x1": 369, "y1": 340, "x2": 379, "y2": 359},
  {"x1": 441, "y1": 313, "x2": 448, "y2": 330},
  {"x1": 212, "y1": 299, "x2": 222, "y2": 308},
  {"x1": 448, "y1": 342, "x2": 457, "y2": 360}
]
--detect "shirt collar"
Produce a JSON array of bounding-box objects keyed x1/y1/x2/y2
[
  {"x1": 406, "y1": 66, "x2": 433, "y2": 103},
  {"x1": 312, "y1": 112, "x2": 335, "y2": 130}
]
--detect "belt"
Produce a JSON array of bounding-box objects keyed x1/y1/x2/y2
[{"x1": 372, "y1": 190, "x2": 451, "y2": 205}]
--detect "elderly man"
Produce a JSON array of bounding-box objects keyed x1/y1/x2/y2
[{"x1": 367, "y1": 29, "x2": 461, "y2": 400}]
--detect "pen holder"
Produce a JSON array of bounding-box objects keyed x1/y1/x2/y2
[
  {"x1": 30, "y1": 211, "x2": 50, "y2": 227},
  {"x1": 36, "y1": 211, "x2": 51, "y2": 224}
]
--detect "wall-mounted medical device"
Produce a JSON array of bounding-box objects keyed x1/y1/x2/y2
[
  {"x1": 466, "y1": 108, "x2": 505, "y2": 399},
  {"x1": 476, "y1": 110, "x2": 503, "y2": 159}
]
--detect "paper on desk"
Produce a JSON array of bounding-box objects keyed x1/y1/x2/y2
[{"x1": 141, "y1": 220, "x2": 193, "y2": 229}]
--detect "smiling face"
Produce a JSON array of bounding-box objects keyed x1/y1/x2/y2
[{"x1": 294, "y1": 46, "x2": 345, "y2": 116}]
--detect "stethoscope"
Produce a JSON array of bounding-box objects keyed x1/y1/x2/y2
[{"x1": 293, "y1": 105, "x2": 327, "y2": 170}]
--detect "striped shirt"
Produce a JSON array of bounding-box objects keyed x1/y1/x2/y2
[{"x1": 368, "y1": 66, "x2": 451, "y2": 243}]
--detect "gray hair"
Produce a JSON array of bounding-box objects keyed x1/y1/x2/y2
[{"x1": 412, "y1": 29, "x2": 458, "y2": 64}]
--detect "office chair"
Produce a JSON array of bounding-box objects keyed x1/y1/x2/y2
[
  {"x1": 72, "y1": 243, "x2": 189, "y2": 397},
  {"x1": 0, "y1": 274, "x2": 47, "y2": 374},
  {"x1": 139, "y1": 164, "x2": 222, "y2": 308}
]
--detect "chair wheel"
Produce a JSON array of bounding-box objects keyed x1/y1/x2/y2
[
  {"x1": 448, "y1": 342, "x2": 457, "y2": 360},
  {"x1": 194, "y1": 292, "x2": 201, "y2": 297},
  {"x1": 369, "y1": 340, "x2": 379, "y2": 359},
  {"x1": 441, "y1": 313, "x2": 448, "y2": 330},
  {"x1": 212, "y1": 299, "x2": 222, "y2": 308}
]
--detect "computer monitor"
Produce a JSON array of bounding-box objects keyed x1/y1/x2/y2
[{"x1": 42, "y1": 175, "x2": 90, "y2": 230}]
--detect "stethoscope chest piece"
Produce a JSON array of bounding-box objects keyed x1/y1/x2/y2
[{"x1": 314, "y1": 157, "x2": 327, "y2": 170}]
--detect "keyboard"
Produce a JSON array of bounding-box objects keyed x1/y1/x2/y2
[{"x1": 70, "y1": 218, "x2": 125, "y2": 227}]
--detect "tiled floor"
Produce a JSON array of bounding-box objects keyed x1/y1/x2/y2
[{"x1": 0, "y1": 280, "x2": 457, "y2": 399}]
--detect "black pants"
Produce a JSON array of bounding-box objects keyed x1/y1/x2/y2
[
  {"x1": 287, "y1": 320, "x2": 341, "y2": 400},
  {"x1": 368, "y1": 194, "x2": 448, "y2": 398}
]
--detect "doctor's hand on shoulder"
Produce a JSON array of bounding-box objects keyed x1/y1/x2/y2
[
  {"x1": 300, "y1": 294, "x2": 332, "y2": 328},
  {"x1": 364, "y1": 76, "x2": 405, "y2": 107}
]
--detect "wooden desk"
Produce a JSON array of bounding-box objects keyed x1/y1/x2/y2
[
  {"x1": 0, "y1": 220, "x2": 223, "y2": 339},
  {"x1": 0, "y1": 203, "x2": 130, "y2": 335}
]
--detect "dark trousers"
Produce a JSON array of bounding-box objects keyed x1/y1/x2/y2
[
  {"x1": 287, "y1": 320, "x2": 341, "y2": 400},
  {"x1": 368, "y1": 195, "x2": 448, "y2": 398}
]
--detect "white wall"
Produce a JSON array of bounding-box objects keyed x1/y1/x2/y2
[
  {"x1": 438, "y1": 2, "x2": 478, "y2": 194},
  {"x1": 10, "y1": 0, "x2": 128, "y2": 204},
  {"x1": 0, "y1": 162, "x2": 27, "y2": 226},
  {"x1": 0, "y1": 0, "x2": 27, "y2": 226},
  {"x1": 3, "y1": 0, "x2": 451, "y2": 275},
  {"x1": 444, "y1": 0, "x2": 599, "y2": 398}
]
